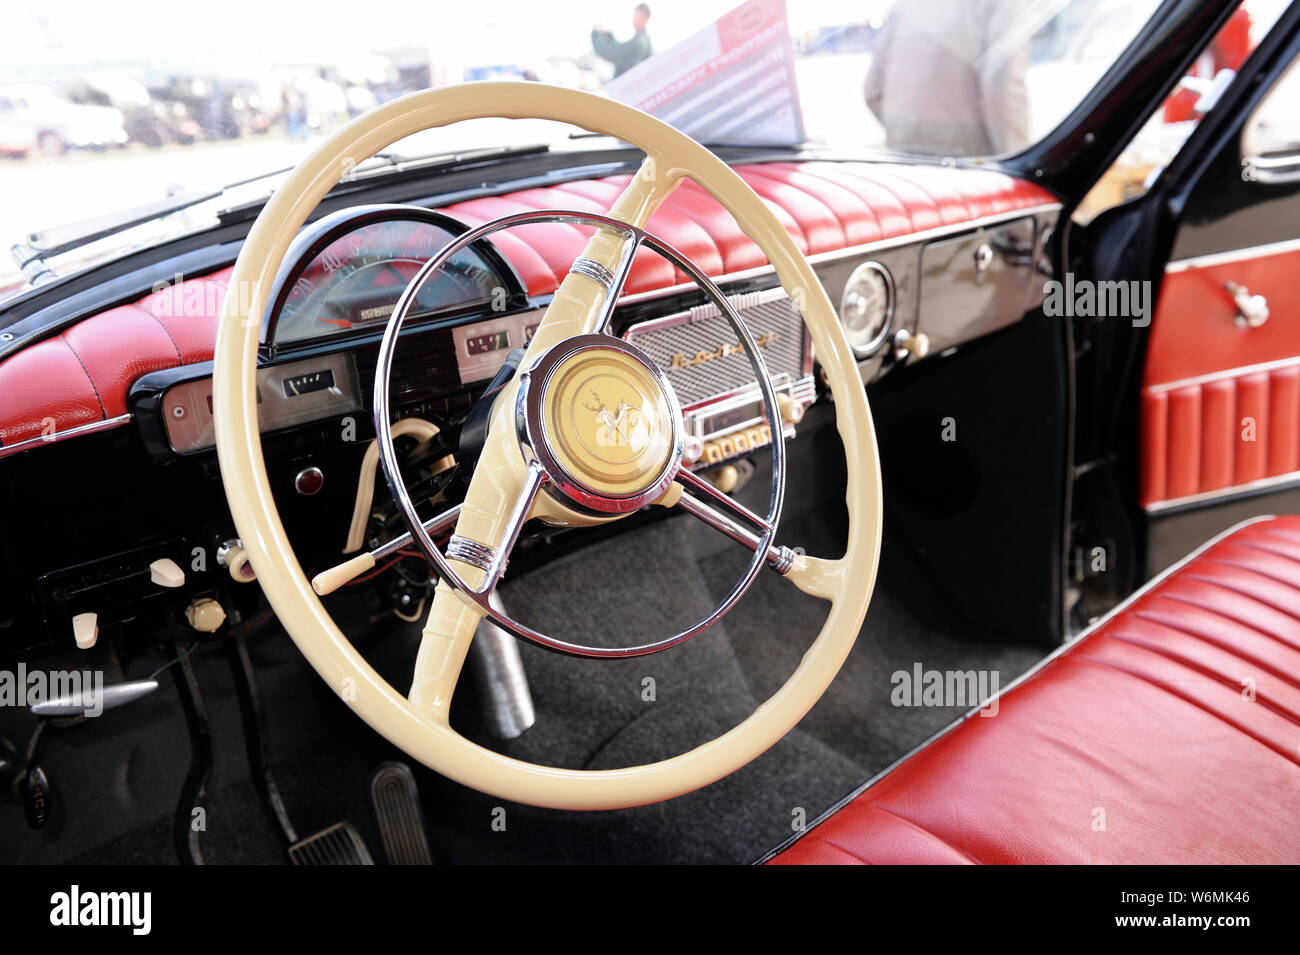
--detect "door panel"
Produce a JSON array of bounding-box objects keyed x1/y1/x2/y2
[{"x1": 1140, "y1": 243, "x2": 1300, "y2": 509}]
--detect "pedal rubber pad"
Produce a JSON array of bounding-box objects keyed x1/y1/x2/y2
[
  {"x1": 370, "y1": 761, "x2": 433, "y2": 865},
  {"x1": 288, "y1": 821, "x2": 373, "y2": 865}
]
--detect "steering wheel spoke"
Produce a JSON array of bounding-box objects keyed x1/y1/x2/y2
[
  {"x1": 577, "y1": 231, "x2": 642, "y2": 335},
  {"x1": 408, "y1": 459, "x2": 544, "y2": 720},
  {"x1": 519, "y1": 156, "x2": 681, "y2": 355},
  {"x1": 671, "y1": 468, "x2": 838, "y2": 602},
  {"x1": 447, "y1": 460, "x2": 545, "y2": 598},
  {"x1": 673, "y1": 467, "x2": 799, "y2": 575},
  {"x1": 408, "y1": 582, "x2": 484, "y2": 721}
]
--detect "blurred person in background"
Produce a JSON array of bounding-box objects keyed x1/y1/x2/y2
[
  {"x1": 282, "y1": 82, "x2": 308, "y2": 141},
  {"x1": 592, "y1": 3, "x2": 654, "y2": 78},
  {"x1": 865, "y1": 0, "x2": 1030, "y2": 156}
]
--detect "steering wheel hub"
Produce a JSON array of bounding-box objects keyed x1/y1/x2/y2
[{"x1": 520, "y1": 335, "x2": 682, "y2": 515}]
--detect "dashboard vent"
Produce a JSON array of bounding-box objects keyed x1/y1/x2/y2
[{"x1": 624, "y1": 288, "x2": 810, "y2": 408}]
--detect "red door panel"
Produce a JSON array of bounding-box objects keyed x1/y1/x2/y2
[{"x1": 1140, "y1": 244, "x2": 1300, "y2": 507}]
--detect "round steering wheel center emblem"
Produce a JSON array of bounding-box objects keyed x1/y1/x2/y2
[{"x1": 540, "y1": 344, "x2": 676, "y2": 499}]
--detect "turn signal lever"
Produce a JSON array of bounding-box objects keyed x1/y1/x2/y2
[{"x1": 459, "y1": 345, "x2": 527, "y2": 471}]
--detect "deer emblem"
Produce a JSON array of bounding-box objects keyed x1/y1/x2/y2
[{"x1": 583, "y1": 389, "x2": 641, "y2": 447}]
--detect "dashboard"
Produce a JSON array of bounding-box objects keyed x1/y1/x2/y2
[
  {"x1": 126, "y1": 198, "x2": 1053, "y2": 470},
  {"x1": 0, "y1": 160, "x2": 1060, "y2": 663}
]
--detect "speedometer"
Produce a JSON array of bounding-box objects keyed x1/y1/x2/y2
[{"x1": 266, "y1": 205, "x2": 513, "y2": 346}]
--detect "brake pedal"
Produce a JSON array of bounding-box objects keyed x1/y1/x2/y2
[
  {"x1": 370, "y1": 762, "x2": 433, "y2": 865},
  {"x1": 288, "y1": 822, "x2": 373, "y2": 865}
]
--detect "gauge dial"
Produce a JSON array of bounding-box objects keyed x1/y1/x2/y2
[
  {"x1": 273, "y1": 215, "x2": 503, "y2": 344},
  {"x1": 840, "y1": 261, "x2": 894, "y2": 356}
]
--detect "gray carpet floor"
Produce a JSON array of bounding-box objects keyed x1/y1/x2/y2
[{"x1": 422, "y1": 493, "x2": 1044, "y2": 863}]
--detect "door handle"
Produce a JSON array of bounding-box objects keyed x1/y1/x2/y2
[{"x1": 1225, "y1": 281, "x2": 1269, "y2": 329}]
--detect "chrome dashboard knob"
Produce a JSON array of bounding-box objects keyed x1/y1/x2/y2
[{"x1": 893, "y1": 329, "x2": 931, "y2": 362}]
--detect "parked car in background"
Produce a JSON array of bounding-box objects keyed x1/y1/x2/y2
[
  {"x1": 0, "y1": 84, "x2": 128, "y2": 156},
  {"x1": 145, "y1": 75, "x2": 273, "y2": 141},
  {"x1": 62, "y1": 74, "x2": 198, "y2": 149}
]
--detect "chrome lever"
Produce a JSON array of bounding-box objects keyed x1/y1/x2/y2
[{"x1": 30, "y1": 679, "x2": 159, "y2": 718}]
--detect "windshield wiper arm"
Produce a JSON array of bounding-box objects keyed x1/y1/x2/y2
[{"x1": 10, "y1": 164, "x2": 304, "y2": 286}]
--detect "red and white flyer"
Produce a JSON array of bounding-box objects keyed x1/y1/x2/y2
[{"x1": 605, "y1": 0, "x2": 805, "y2": 146}]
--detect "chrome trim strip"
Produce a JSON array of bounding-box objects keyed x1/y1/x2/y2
[
  {"x1": 752, "y1": 514, "x2": 1279, "y2": 864},
  {"x1": 1145, "y1": 470, "x2": 1300, "y2": 514},
  {"x1": 1147, "y1": 354, "x2": 1300, "y2": 393},
  {"x1": 1165, "y1": 236, "x2": 1300, "y2": 273},
  {"x1": 624, "y1": 286, "x2": 792, "y2": 337},
  {"x1": 0, "y1": 413, "x2": 132, "y2": 460},
  {"x1": 445, "y1": 535, "x2": 497, "y2": 573},
  {"x1": 616, "y1": 203, "x2": 1062, "y2": 307},
  {"x1": 569, "y1": 256, "x2": 615, "y2": 289}
]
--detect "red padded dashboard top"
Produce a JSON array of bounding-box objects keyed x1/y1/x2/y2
[{"x1": 0, "y1": 160, "x2": 1054, "y2": 447}]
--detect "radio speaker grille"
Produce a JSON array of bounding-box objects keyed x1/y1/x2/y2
[{"x1": 624, "y1": 289, "x2": 809, "y2": 407}]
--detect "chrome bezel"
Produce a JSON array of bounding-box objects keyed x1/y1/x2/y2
[
  {"x1": 515, "y1": 334, "x2": 684, "y2": 516},
  {"x1": 839, "y1": 260, "x2": 895, "y2": 357}
]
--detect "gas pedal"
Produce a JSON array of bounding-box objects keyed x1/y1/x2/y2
[
  {"x1": 370, "y1": 761, "x2": 433, "y2": 865},
  {"x1": 288, "y1": 821, "x2": 374, "y2": 865}
]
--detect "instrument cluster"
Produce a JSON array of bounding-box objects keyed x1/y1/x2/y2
[{"x1": 265, "y1": 204, "x2": 516, "y2": 347}]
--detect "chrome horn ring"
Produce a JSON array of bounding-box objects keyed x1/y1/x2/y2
[{"x1": 373, "y1": 209, "x2": 787, "y2": 658}]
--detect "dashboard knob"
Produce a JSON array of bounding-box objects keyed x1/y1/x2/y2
[
  {"x1": 682, "y1": 434, "x2": 704, "y2": 465},
  {"x1": 185, "y1": 598, "x2": 227, "y2": 633},
  {"x1": 777, "y1": 393, "x2": 804, "y2": 425},
  {"x1": 893, "y1": 329, "x2": 931, "y2": 361},
  {"x1": 148, "y1": 557, "x2": 185, "y2": 588},
  {"x1": 72, "y1": 612, "x2": 98, "y2": 650},
  {"x1": 218, "y1": 540, "x2": 256, "y2": 583},
  {"x1": 707, "y1": 465, "x2": 740, "y2": 494}
]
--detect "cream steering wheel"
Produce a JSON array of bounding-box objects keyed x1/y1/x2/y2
[{"x1": 213, "y1": 82, "x2": 882, "y2": 811}]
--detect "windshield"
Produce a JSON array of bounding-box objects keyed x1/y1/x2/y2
[{"x1": 0, "y1": 0, "x2": 1187, "y2": 298}]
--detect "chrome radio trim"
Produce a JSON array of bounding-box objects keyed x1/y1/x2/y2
[
  {"x1": 625, "y1": 286, "x2": 813, "y2": 373},
  {"x1": 683, "y1": 373, "x2": 814, "y2": 438},
  {"x1": 623, "y1": 285, "x2": 816, "y2": 459}
]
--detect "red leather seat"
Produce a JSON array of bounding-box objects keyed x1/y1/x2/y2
[{"x1": 767, "y1": 516, "x2": 1300, "y2": 864}]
